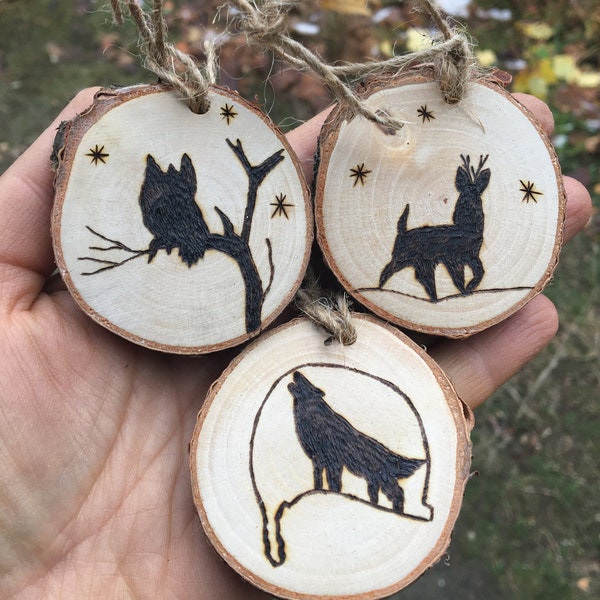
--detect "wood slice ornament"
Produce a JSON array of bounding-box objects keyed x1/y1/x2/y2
[
  {"x1": 52, "y1": 84, "x2": 312, "y2": 352},
  {"x1": 315, "y1": 73, "x2": 565, "y2": 337},
  {"x1": 190, "y1": 314, "x2": 474, "y2": 599}
]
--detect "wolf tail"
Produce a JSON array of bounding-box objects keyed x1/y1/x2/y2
[
  {"x1": 393, "y1": 456, "x2": 426, "y2": 479},
  {"x1": 379, "y1": 204, "x2": 410, "y2": 288},
  {"x1": 396, "y1": 204, "x2": 409, "y2": 235}
]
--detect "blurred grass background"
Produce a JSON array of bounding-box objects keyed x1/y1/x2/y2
[{"x1": 0, "y1": 1, "x2": 598, "y2": 598}]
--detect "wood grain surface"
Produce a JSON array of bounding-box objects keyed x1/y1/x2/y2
[
  {"x1": 315, "y1": 73, "x2": 565, "y2": 337},
  {"x1": 191, "y1": 314, "x2": 473, "y2": 599},
  {"x1": 52, "y1": 84, "x2": 312, "y2": 353}
]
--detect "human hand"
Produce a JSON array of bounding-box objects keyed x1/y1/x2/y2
[{"x1": 0, "y1": 89, "x2": 591, "y2": 599}]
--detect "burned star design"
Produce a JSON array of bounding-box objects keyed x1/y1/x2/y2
[
  {"x1": 519, "y1": 180, "x2": 543, "y2": 203},
  {"x1": 86, "y1": 144, "x2": 109, "y2": 165},
  {"x1": 220, "y1": 103, "x2": 238, "y2": 125},
  {"x1": 270, "y1": 193, "x2": 294, "y2": 219},
  {"x1": 350, "y1": 163, "x2": 372, "y2": 187},
  {"x1": 417, "y1": 105, "x2": 435, "y2": 123}
]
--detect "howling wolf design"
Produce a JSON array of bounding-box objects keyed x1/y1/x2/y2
[
  {"x1": 288, "y1": 371, "x2": 426, "y2": 513},
  {"x1": 249, "y1": 366, "x2": 433, "y2": 567}
]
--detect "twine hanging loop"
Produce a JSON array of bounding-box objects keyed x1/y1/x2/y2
[
  {"x1": 414, "y1": 0, "x2": 475, "y2": 104},
  {"x1": 228, "y1": 0, "x2": 478, "y2": 127},
  {"x1": 295, "y1": 278, "x2": 357, "y2": 346},
  {"x1": 110, "y1": 0, "x2": 217, "y2": 113}
]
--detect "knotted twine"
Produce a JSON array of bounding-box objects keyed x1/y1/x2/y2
[
  {"x1": 228, "y1": 0, "x2": 478, "y2": 131},
  {"x1": 111, "y1": 0, "x2": 477, "y2": 122},
  {"x1": 109, "y1": 0, "x2": 478, "y2": 344},
  {"x1": 110, "y1": 0, "x2": 218, "y2": 113},
  {"x1": 295, "y1": 270, "x2": 358, "y2": 347}
]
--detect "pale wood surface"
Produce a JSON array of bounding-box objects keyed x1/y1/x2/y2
[
  {"x1": 315, "y1": 75, "x2": 565, "y2": 337},
  {"x1": 53, "y1": 85, "x2": 311, "y2": 353},
  {"x1": 191, "y1": 314, "x2": 473, "y2": 599}
]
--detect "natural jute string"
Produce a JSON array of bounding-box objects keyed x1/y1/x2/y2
[
  {"x1": 110, "y1": 0, "x2": 218, "y2": 113},
  {"x1": 295, "y1": 270, "x2": 357, "y2": 346},
  {"x1": 228, "y1": 0, "x2": 477, "y2": 131}
]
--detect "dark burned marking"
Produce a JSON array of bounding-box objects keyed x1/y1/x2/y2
[
  {"x1": 249, "y1": 363, "x2": 433, "y2": 568},
  {"x1": 417, "y1": 104, "x2": 435, "y2": 123},
  {"x1": 380, "y1": 154, "x2": 490, "y2": 303},
  {"x1": 86, "y1": 144, "x2": 109, "y2": 165},
  {"x1": 220, "y1": 103, "x2": 238, "y2": 125},
  {"x1": 79, "y1": 139, "x2": 285, "y2": 334},
  {"x1": 519, "y1": 179, "x2": 543, "y2": 203},
  {"x1": 78, "y1": 226, "x2": 150, "y2": 274},
  {"x1": 139, "y1": 153, "x2": 210, "y2": 267},
  {"x1": 349, "y1": 162, "x2": 372, "y2": 187},
  {"x1": 356, "y1": 284, "x2": 536, "y2": 303},
  {"x1": 270, "y1": 193, "x2": 294, "y2": 219},
  {"x1": 289, "y1": 371, "x2": 425, "y2": 510}
]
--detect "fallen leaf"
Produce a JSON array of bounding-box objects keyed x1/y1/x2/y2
[
  {"x1": 512, "y1": 58, "x2": 557, "y2": 98},
  {"x1": 520, "y1": 21, "x2": 554, "y2": 41},
  {"x1": 476, "y1": 49, "x2": 497, "y2": 68},
  {"x1": 320, "y1": 0, "x2": 371, "y2": 17},
  {"x1": 406, "y1": 27, "x2": 434, "y2": 52},
  {"x1": 552, "y1": 54, "x2": 578, "y2": 83},
  {"x1": 575, "y1": 70, "x2": 600, "y2": 88},
  {"x1": 576, "y1": 577, "x2": 590, "y2": 592}
]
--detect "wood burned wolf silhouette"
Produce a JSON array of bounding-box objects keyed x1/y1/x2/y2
[
  {"x1": 249, "y1": 363, "x2": 434, "y2": 567},
  {"x1": 379, "y1": 154, "x2": 491, "y2": 302},
  {"x1": 250, "y1": 369, "x2": 432, "y2": 567},
  {"x1": 289, "y1": 371, "x2": 426, "y2": 513}
]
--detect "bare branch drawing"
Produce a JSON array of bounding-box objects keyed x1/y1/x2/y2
[
  {"x1": 79, "y1": 227, "x2": 150, "y2": 275},
  {"x1": 77, "y1": 138, "x2": 286, "y2": 334}
]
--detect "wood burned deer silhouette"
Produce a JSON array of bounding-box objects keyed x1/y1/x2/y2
[{"x1": 379, "y1": 154, "x2": 491, "y2": 302}]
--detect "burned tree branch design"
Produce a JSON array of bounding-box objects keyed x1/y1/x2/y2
[{"x1": 78, "y1": 138, "x2": 285, "y2": 334}]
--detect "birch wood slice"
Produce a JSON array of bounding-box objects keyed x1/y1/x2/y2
[
  {"x1": 315, "y1": 74, "x2": 565, "y2": 337},
  {"x1": 52, "y1": 84, "x2": 311, "y2": 353},
  {"x1": 190, "y1": 314, "x2": 473, "y2": 599}
]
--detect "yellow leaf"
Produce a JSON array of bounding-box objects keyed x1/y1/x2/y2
[
  {"x1": 512, "y1": 70, "x2": 531, "y2": 94},
  {"x1": 514, "y1": 69, "x2": 551, "y2": 98},
  {"x1": 537, "y1": 58, "x2": 558, "y2": 85},
  {"x1": 406, "y1": 27, "x2": 434, "y2": 52},
  {"x1": 320, "y1": 0, "x2": 371, "y2": 16},
  {"x1": 520, "y1": 21, "x2": 554, "y2": 41},
  {"x1": 575, "y1": 70, "x2": 600, "y2": 88},
  {"x1": 380, "y1": 39, "x2": 393, "y2": 58},
  {"x1": 552, "y1": 54, "x2": 578, "y2": 82},
  {"x1": 527, "y1": 75, "x2": 549, "y2": 99},
  {"x1": 476, "y1": 49, "x2": 497, "y2": 68}
]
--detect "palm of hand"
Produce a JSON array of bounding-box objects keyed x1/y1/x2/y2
[
  {"x1": 0, "y1": 89, "x2": 590, "y2": 599},
  {"x1": 1, "y1": 289, "x2": 253, "y2": 598}
]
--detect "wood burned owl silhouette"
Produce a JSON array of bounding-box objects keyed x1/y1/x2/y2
[{"x1": 139, "y1": 153, "x2": 210, "y2": 266}]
